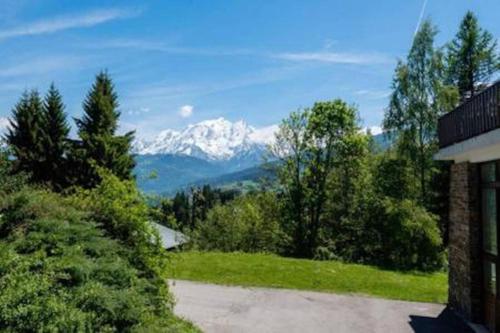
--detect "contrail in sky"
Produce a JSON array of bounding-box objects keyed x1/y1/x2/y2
[{"x1": 414, "y1": 0, "x2": 429, "y2": 35}]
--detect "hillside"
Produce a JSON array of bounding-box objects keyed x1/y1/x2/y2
[
  {"x1": 135, "y1": 154, "x2": 224, "y2": 193},
  {"x1": 134, "y1": 129, "x2": 391, "y2": 195},
  {"x1": 188, "y1": 163, "x2": 277, "y2": 192}
]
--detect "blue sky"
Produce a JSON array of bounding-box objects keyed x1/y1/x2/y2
[{"x1": 0, "y1": 0, "x2": 498, "y2": 139}]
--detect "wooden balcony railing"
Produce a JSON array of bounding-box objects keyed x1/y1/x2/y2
[{"x1": 438, "y1": 81, "x2": 500, "y2": 148}]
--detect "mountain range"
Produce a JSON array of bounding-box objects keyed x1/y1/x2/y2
[
  {"x1": 133, "y1": 118, "x2": 390, "y2": 195},
  {"x1": 133, "y1": 118, "x2": 278, "y2": 195},
  {"x1": 133, "y1": 117, "x2": 278, "y2": 161}
]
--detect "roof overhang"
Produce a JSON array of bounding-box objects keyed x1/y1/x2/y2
[{"x1": 435, "y1": 127, "x2": 500, "y2": 163}]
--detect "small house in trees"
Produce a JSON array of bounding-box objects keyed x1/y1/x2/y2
[
  {"x1": 436, "y1": 81, "x2": 500, "y2": 332},
  {"x1": 152, "y1": 222, "x2": 188, "y2": 250}
]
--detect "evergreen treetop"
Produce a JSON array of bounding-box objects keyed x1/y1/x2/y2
[
  {"x1": 71, "y1": 71, "x2": 135, "y2": 188},
  {"x1": 41, "y1": 83, "x2": 70, "y2": 189},
  {"x1": 76, "y1": 71, "x2": 120, "y2": 137},
  {"x1": 5, "y1": 90, "x2": 45, "y2": 177},
  {"x1": 43, "y1": 83, "x2": 70, "y2": 156},
  {"x1": 446, "y1": 11, "x2": 499, "y2": 98}
]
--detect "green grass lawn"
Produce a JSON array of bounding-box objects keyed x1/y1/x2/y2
[{"x1": 168, "y1": 251, "x2": 448, "y2": 304}]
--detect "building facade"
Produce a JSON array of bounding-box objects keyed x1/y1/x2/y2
[{"x1": 436, "y1": 81, "x2": 500, "y2": 332}]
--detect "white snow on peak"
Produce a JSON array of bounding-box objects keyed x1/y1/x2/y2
[{"x1": 133, "y1": 117, "x2": 278, "y2": 160}]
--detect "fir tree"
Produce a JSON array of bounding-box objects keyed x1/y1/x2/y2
[
  {"x1": 446, "y1": 11, "x2": 499, "y2": 98},
  {"x1": 73, "y1": 71, "x2": 135, "y2": 187},
  {"x1": 41, "y1": 83, "x2": 70, "y2": 189},
  {"x1": 5, "y1": 90, "x2": 45, "y2": 182}
]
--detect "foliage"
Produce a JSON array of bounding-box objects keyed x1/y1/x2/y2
[
  {"x1": 446, "y1": 11, "x2": 500, "y2": 98},
  {"x1": 323, "y1": 149, "x2": 445, "y2": 270},
  {"x1": 0, "y1": 149, "x2": 28, "y2": 195},
  {"x1": 40, "y1": 83, "x2": 71, "y2": 190},
  {"x1": 384, "y1": 20, "x2": 457, "y2": 204},
  {"x1": 0, "y1": 186, "x2": 197, "y2": 332},
  {"x1": 5, "y1": 73, "x2": 136, "y2": 191},
  {"x1": 372, "y1": 153, "x2": 418, "y2": 201},
  {"x1": 170, "y1": 251, "x2": 448, "y2": 304},
  {"x1": 192, "y1": 192, "x2": 285, "y2": 253},
  {"x1": 154, "y1": 185, "x2": 239, "y2": 232},
  {"x1": 270, "y1": 110, "x2": 308, "y2": 255},
  {"x1": 265, "y1": 97, "x2": 445, "y2": 270},
  {"x1": 5, "y1": 90, "x2": 46, "y2": 183},
  {"x1": 366, "y1": 198, "x2": 444, "y2": 270},
  {"x1": 72, "y1": 71, "x2": 135, "y2": 188},
  {"x1": 69, "y1": 168, "x2": 169, "y2": 277},
  {"x1": 271, "y1": 100, "x2": 363, "y2": 257}
]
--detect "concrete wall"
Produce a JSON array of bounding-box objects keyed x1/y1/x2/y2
[{"x1": 448, "y1": 162, "x2": 482, "y2": 322}]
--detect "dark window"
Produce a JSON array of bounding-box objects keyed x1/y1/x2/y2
[
  {"x1": 482, "y1": 188, "x2": 498, "y2": 255},
  {"x1": 480, "y1": 161, "x2": 500, "y2": 332}
]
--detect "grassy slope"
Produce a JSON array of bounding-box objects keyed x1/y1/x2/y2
[{"x1": 169, "y1": 251, "x2": 447, "y2": 304}]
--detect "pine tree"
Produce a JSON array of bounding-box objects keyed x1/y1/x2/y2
[
  {"x1": 5, "y1": 90, "x2": 45, "y2": 182},
  {"x1": 446, "y1": 11, "x2": 500, "y2": 98},
  {"x1": 73, "y1": 71, "x2": 135, "y2": 187},
  {"x1": 41, "y1": 83, "x2": 70, "y2": 189}
]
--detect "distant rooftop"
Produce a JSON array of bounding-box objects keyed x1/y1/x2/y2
[{"x1": 152, "y1": 222, "x2": 188, "y2": 250}]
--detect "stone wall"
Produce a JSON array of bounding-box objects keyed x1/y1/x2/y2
[{"x1": 448, "y1": 162, "x2": 482, "y2": 322}]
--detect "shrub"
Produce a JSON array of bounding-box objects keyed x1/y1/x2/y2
[
  {"x1": 68, "y1": 168, "x2": 169, "y2": 276},
  {"x1": 0, "y1": 149, "x2": 28, "y2": 195},
  {"x1": 193, "y1": 192, "x2": 285, "y2": 253},
  {"x1": 0, "y1": 181, "x2": 197, "y2": 332},
  {"x1": 326, "y1": 190, "x2": 444, "y2": 270},
  {"x1": 367, "y1": 198, "x2": 445, "y2": 270}
]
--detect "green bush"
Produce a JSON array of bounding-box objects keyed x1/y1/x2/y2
[
  {"x1": 68, "y1": 168, "x2": 170, "y2": 276},
  {"x1": 367, "y1": 198, "x2": 445, "y2": 270},
  {"x1": 0, "y1": 179, "x2": 197, "y2": 331},
  {"x1": 193, "y1": 192, "x2": 286, "y2": 253},
  {"x1": 0, "y1": 149, "x2": 28, "y2": 196}
]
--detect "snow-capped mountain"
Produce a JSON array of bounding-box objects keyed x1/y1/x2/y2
[{"x1": 134, "y1": 118, "x2": 278, "y2": 161}]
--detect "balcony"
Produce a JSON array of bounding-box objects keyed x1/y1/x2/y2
[{"x1": 438, "y1": 81, "x2": 500, "y2": 148}]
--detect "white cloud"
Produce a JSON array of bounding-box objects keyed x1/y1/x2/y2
[
  {"x1": 276, "y1": 52, "x2": 392, "y2": 65},
  {"x1": 82, "y1": 38, "x2": 256, "y2": 57},
  {"x1": 0, "y1": 7, "x2": 141, "y2": 40},
  {"x1": 126, "y1": 107, "x2": 150, "y2": 116},
  {"x1": 0, "y1": 56, "x2": 83, "y2": 77},
  {"x1": 128, "y1": 65, "x2": 304, "y2": 104},
  {"x1": 83, "y1": 38, "x2": 392, "y2": 67},
  {"x1": 179, "y1": 105, "x2": 194, "y2": 118},
  {"x1": 354, "y1": 89, "x2": 391, "y2": 100}
]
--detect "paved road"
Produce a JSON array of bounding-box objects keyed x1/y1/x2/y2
[{"x1": 170, "y1": 280, "x2": 471, "y2": 333}]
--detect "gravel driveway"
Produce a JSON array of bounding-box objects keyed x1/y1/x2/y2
[{"x1": 170, "y1": 280, "x2": 472, "y2": 333}]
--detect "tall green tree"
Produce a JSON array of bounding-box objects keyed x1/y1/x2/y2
[
  {"x1": 304, "y1": 100, "x2": 359, "y2": 256},
  {"x1": 446, "y1": 11, "x2": 499, "y2": 98},
  {"x1": 73, "y1": 71, "x2": 135, "y2": 187},
  {"x1": 41, "y1": 83, "x2": 70, "y2": 189},
  {"x1": 270, "y1": 110, "x2": 309, "y2": 256},
  {"x1": 384, "y1": 20, "x2": 456, "y2": 203},
  {"x1": 5, "y1": 90, "x2": 45, "y2": 182},
  {"x1": 271, "y1": 100, "x2": 361, "y2": 257}
]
